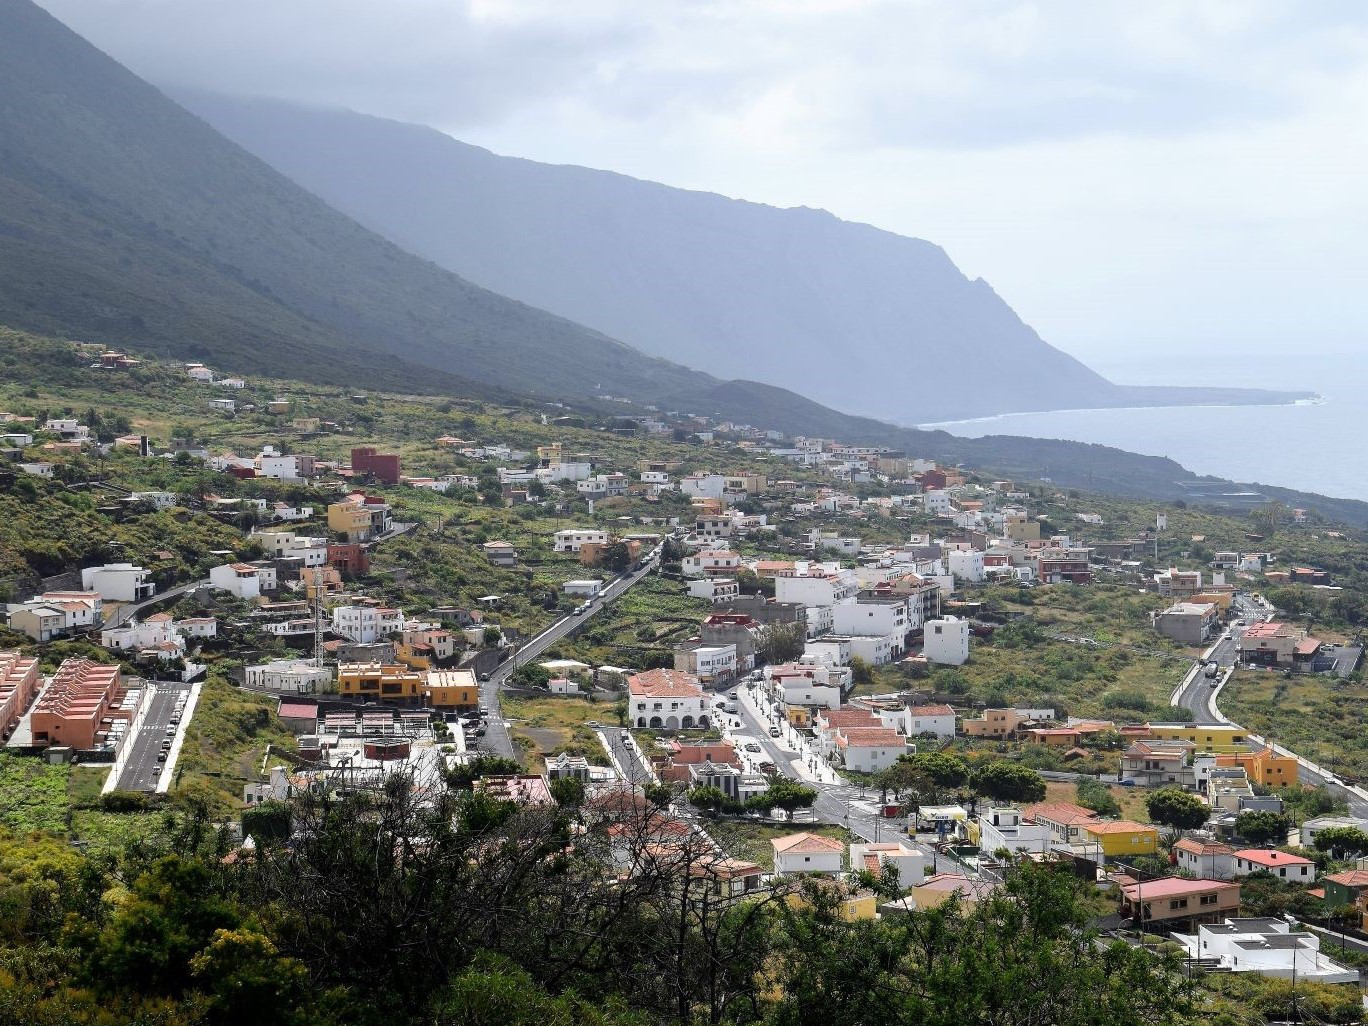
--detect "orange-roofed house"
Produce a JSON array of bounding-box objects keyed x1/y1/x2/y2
[
  {"x1": 1232, "y1": 848, "x2": 1317, "y2": 883},
  {"x1": 628, "y1": 668, "x2": 710, "y2": 730},
  {"x1": 1023, "y1": 802, "x2": 1100, "y2": 845},
  {"x1": 29, "y1": 658, "x2": 126, "y2": 750},
  {"x1": 771, "y1": 832, "x2": 845, "y2": 875},
  {"x1": 836, "y1": 726, "x2": 909, "y2": 772},
  {"x1": 1119, "y1": 877, "x2": 1241, "y2": 928},
  {"x1": 0, "y1": 651, "x2": 40, "y2": 738},
  {"x1": 1174, "y1": 838, "x2": 1236, "y2": 879},
  {"x1": 910, "y1": 873, "x2": 998, "y2": 911}
]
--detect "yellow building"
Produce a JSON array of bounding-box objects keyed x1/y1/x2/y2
[
  {"x1": 1080, "y1": 820, "x2": 1159, "y2": 858},
  {"x1": 1145, "y1": 723, "x2": 1248, "y2": 754},
  {"x1": 963, "y1": 708, "x2": 1025, "y2": 739},
  {"x1": 1216, "y1": 749, "x2": 1299, "y2": 789},
  {"x1": 785, "y1": 706, "x2": 813, "y2": 728},
  {"x1": 424, "y1": 669, "x2": 479, "y2": 711},
  {"x1": 337, "y1": 662, "x2": 423, "y2": 703},
  {"x1": 785, "y1": 883, "x2": 877, "y2": 922},
  {"x1": 327, "y1": 501, "x2": 372, "y2": 540}
]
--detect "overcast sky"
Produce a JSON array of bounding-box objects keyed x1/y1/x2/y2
[{"x1": 38, "y1": 0, "x2": 1368, "y2": 383}]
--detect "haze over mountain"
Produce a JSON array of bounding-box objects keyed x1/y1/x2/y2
[
  {"x1": 174, "y1": 92, "x2": 1305, "y2": 424},
  {"x1": 0, "y1": 0, "x2": 732, "y2": 404}
]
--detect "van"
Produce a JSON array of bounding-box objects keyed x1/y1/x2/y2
[{"x1": 620, "y1": 729, "x2": 632, "y2": 741}]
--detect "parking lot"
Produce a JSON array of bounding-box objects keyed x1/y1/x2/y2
[{"x1": 113, "y1": 683, "x2": 193, "y2": 792}]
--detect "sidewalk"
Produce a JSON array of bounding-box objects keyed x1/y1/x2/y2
[{"x1": 737, "y1": 683, "x2": 842, "y2": 786}]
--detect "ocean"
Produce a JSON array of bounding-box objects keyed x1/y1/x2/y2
[{"x1": 920, "y1": 350, "x2": 1368, "y2": 502}]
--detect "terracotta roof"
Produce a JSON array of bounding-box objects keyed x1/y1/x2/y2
[
  {"x1": 838, "y1": 727, "x2": 905, "y2": 747},
  {"x1": 1234, "y1": 848, "x2": 1314, "y2": 867},
  {"x1": 1120, "y1": 877, "x2": 1236, "y2": 900},
  {"x1": 1083, "y1": 820, "x2": 1156, "y2": 836},
  {"x1": 1175, "y1": 838, "x2": 1234, "y2": 856},
  {"x1": 909, "y1": 704, "x2": 955, "y2": 716},
  {"x1": 629, "y1": 668, "x2": 703, "y2": 698},
  {"x1": 1323, "y1": 870, "x2": 1368, "y2": 887},
  {"x1": 771, "y1": 831, "x2": 845, "y2": 855},
  {"x1": 1023, "y1": 802, "x2": 1099, "y2": 826},
  {"x1": 818, "y1": 709, "x2": 881, "y2": 728}
]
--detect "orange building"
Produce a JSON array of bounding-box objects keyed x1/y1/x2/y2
[
  {"x1": 1215, "y1": 748, "x2": 1300, "y2": 790},
  {"x1": 0, "y1": 651, "x2": 41, "y2": 738},
  {"x1": 29, "y1": 659, "x2": 125, "y2": 750}
]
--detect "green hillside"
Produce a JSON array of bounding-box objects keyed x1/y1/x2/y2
[{"x1": 0, "y1": 0, "x2": 709, "y2": 402}]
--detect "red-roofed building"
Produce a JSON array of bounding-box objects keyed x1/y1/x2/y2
[
  {"x1": 1174, "y1": 838, "x2": 1236, "y2": 879},
  {"x1": 29, "y1": 658, "x2": 128, "y2": 750},
  {"x1": 1118, "y1": 877, "x2": 1241, "y2": 927},
  {"x1": 1232, "y1": 848, "x2": 1317, "y2": 883},
  {"x1": 628, "y1": 668, "x2": 709, "y2": 729},
  {"x1": 1023, "y1": 802, "x2": 1100, "y2": 845},
  {"x1": 836, "y1": 726, "x2": 909, "y2": 772},
  {"x1": 772, "y1": 831, "x2": 845, "y2": 875},
  {"x1": 906, "y1": 703, "x2": 956, "y2": 739}
]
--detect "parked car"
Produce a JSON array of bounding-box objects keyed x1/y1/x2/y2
[
  {"x1": 156, "y1": 753, "x2": 167, "y2": 762},
  {"x1": 769, "y1": 726, "x2": 782, "y2": 738}
]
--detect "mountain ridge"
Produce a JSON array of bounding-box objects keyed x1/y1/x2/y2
[{"x1": 169, "y1": 91, "x2": 1308, "y2": 423}]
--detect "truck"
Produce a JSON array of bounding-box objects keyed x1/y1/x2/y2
[{"x1": 1204, "y1": 661, "x2": 1220, "y2": 680}]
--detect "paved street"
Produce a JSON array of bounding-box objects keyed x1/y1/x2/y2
[
  {"x1": 596, "y1": 726, "x2": 654, "y2": 785},
  {"x1": 113, "y1": 683, "x2": 192, "y2": 791},
  {"x1": 478, "y1": 549, "x2": 662, "y2": 759}
]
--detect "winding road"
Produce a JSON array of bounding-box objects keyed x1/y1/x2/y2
[{"x1": 479, "y1": 550, "x2": 662, "y2": 759}]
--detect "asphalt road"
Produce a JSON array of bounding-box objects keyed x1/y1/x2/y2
[
  {"x1": 1169, "y1": 595, "x2": 1368, "y2": 816},
  {"x1": 478, "y1": 551, "x2": 662, "y2": 759},
  {"x1": 597, "y1": 726, "x2": 654, "y2": 785},
  {"x1": 105, "y1": 579, "x2": 209, "y2": 627},
  {"x1": 114, "y1": 683, "x2": 192, "y2": 791}
]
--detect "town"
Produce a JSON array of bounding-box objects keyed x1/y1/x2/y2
[{"x1": 2, "y1": 333, "x2": 1368, "y2": 1023}]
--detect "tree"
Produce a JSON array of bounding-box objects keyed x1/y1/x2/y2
[
  {"x1": 847, "y1": 656, "x2": 874, "y2": 688},
  {"x1": 1313, "y1": 826, "x2": 1368, "y2": 859},
  {"x1": 481, "y1": 626, "x2": 503, "y2": 648},
  {"x1": 601, "y1": 541, "x2": 633, "y2": 573},
  {"x1": 240, "y1": 800, "x2": 291, "y2": 846},
  {"x1": 1235, "y1": 810, "x2": 1292, "y2": 846},
  {"x1": 447, "y1": 754, "x2": 523, "y2": 789},
  {"x1": 748, "y1": 778, "x2": 817, "y2": 814},
  {"x1": 1076, "y1": 777, "x2": 1121, "y2": 818},
  {"x1": 904, "y1": 752, "x2": 969, "y2": 789},
  {"x1": 970, "y1": 761, "x2": 1046, "y2": 803},
  {"x1": 549, "y1": 776, "x2": 586, "y2": 808},
  {"x1": 1145, "y1": 787, "x2": 1209, "y2": 832},
  {"x1": 756, "y1": 622, "x2": 805, "y2": 664},
  {"x1": 687, "y1": 786, "x2": 735, "y2": 815}
]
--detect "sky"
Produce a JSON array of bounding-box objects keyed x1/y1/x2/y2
[{"x1": 37, "y1": 0, "x2": 1368, "y2": 387}]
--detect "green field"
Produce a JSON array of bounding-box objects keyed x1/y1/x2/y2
[{"x1": 1221, "y1": 668, "x2": 1368, "y2": 780}]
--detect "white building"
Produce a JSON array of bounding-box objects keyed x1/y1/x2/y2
[
  {"x1": 978, "y1": 807, "x2": 1052, "y2": 856},
  {"x1": 687, "y1": 578, "x2": 741, "y2": 603},
  {"x1": 553, "y1": 528, "x2": 609, "y2": 553},
  {"x1": 209, "y1": 562, "x2": 273, "y2": 601},
  {"x1": 774, "y1": 569, "x2": 858, "y2": 607},
  {"x1": 1176, "y1": 919, "x2": 1356, "y2": 983},
  {"x1": 837, "y1": 726, "x2": 908, "y2": 772},
  {"x1": 80, "y1": 563, "x2": 155, "y2": 603},
  {"x1": 905, "y1": 703, "x2": 957, "y2": 739},
  {"x1": 947, "y1": 549, "x2": 986, "y2": 583},
  {"x1": 1301, "y1": 815, "x2": 1368, "y2": 849},
  {"x1": 924, "y1": 490, "x2": 954, "y2": 515},
  {"x1": 331, "y1": 605, "x2": 404, "y2": 644},
  {"x1": 832, "y1": 599, "x2": 908, "y2": 646},
  {"x1": 803, "y1": 637, "x2": 851, "y2": 667},
  {"x1": 849, "y1": 841, "x2": 925, "y2": 888},
  {"x1": 563, "y1": 580, "x2": 604, "y2": 598},
  {"x1": 682, "y1": 550, "x2": 742, "y2": 577},
  {"x1": 771, "y1": 832, "x2": 845, "y2": 876},
  {"x1": 101, "y1": 614, "x2": 184, "y2": 656},
  {"x1": 676, "y1": 644, "x2": 737, "y2": 684},
  {"x1": 245, "y1": 660, "x2": 334, "y2": 694},
  {"x1": 923, "y1": 617, "x2": 970, "y2": 665},
  {"x1": 847, "y1": 633, "x2": 899, "y2": 666},
  {"x1": 628, "y1": 668, "x2": 710, "y2": 729}
]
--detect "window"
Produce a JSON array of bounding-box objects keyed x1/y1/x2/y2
[
  {"x1": 1169, "y1": 899, "x2": 1188, "y2": 910},
  {"x1": 1199, "y1": 894, "x2": 1218, "y2": 906}
]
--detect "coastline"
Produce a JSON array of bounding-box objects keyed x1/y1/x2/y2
[{"x1": 916, "y1": 393, "x2": 1325, "y2": 431}]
